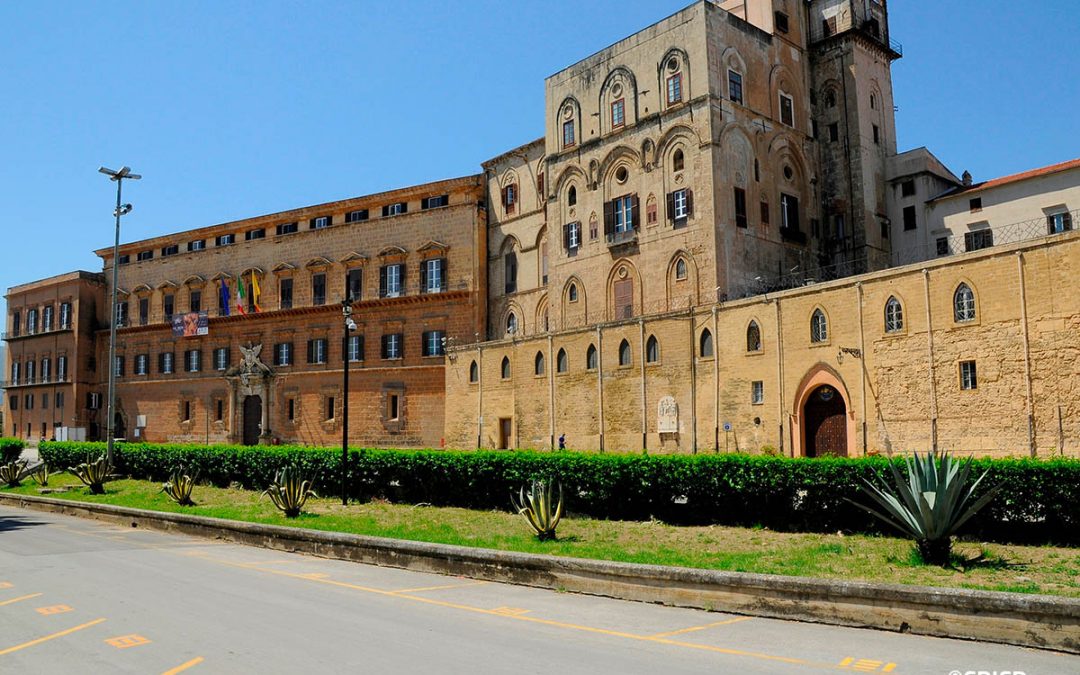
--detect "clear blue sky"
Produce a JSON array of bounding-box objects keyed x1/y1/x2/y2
[{"x1": 2, "y1": 1, "x2": 1078, "y2": 308}]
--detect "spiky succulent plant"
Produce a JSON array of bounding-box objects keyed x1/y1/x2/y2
[
  {"x1": 69, "y1": 454, "x2": 112, "y2": 495},
  {"x1": 263, "y1": 467, "x2": 317, "y2": 518},
  {"x1": 849, "y1": 450, "x2": 1003, "y2": 565},
  {"x1": 0, "y1": 459, "x2": 28, "y2": 488},
  {"x1": 511, "y1": 479, "x2": 564, "y2": 541},
  {"x1": 29, "y1": 463, "x2": 50, "y2": 487},
  {"x1": 161, "y1": 466, "x2": 199, "y2": 506}
]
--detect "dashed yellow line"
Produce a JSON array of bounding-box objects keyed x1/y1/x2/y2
[
  {"x1": 0, "y1": 593, "x2": 43, "y2": 606},
  {"x1": 161, "y1": 656, "x2": 205, "y2": 674},
  {"x1": 649, "y1": 616, "x2": 753, "y2": 638},
  {"x1": 392, "y1": 580, "x2": 488, "y2": 593},
  {"x1": 0, "y1": 617, "x2": 107, "y2": 656}
]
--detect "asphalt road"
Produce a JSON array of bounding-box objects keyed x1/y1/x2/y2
[{"x1": 0, "y1": 506, "x2": 1074, "y2": 674}]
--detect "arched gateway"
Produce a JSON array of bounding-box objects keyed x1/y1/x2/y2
[{"x1": 791, "y1": 364, "x2": 855, "y2": 458}]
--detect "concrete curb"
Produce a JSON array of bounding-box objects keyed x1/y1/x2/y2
[{"x1": 1, "y1": 491, "x2": 1076, "y2": 654}]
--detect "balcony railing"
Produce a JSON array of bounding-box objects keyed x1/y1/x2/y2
[
  {"x1": 606, "y1": 229, "x2": 638, "y2": 249},
  {"x1": 2, "y1": 322, "x2": 73, "y2": 340},
  {"x1": 0, "y1": 374, "x2": 72, "y2": 389}
]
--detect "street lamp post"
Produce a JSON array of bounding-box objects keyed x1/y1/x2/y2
[
  {"x1": 98, "y1": 166, "x2": 140, "y2": 468},
  {"x1": 341, "y1": 297, "x2": 356, "y2": 506}
]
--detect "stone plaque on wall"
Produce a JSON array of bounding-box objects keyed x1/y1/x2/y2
[{"x1": 657, "y1": 396, "x2": 679, "y2": 434}]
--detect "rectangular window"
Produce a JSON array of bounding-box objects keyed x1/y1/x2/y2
[
  {"x1": 424, "y1": 258, "x2": 445, "y2": 293},
  {"x1": 901, "y1": 180, "x2": 916, "y2": 197},
  {"x1": 287, "y1": 398, "x2": 295, "y2": 422},
  {"x1": 347, "y1": 335, "x2": 364, "y2": 362},
  {"x1": 274, "y1": 343, "x2": 293, "y2": 367},
  {"x1": 567, "y1": 221, "x2": 581, "y2": 249},
  {"x1": 345, "y1": 209, "x2": 368, "y2": 223},
  {"x1": 1047, "y1": 211, "x2": 1073, "y2": 234},
  {"x1": 307, "y1": 338, "x2": 328, "y2": 364},
  {"x1": 382, "y1": 202, "x2": 407, "y2": 217},
  {"x1": 137, "y1": 250, "x2": 153, "y2": 261},
  {"x1": 347, "y1": 268, "x2": 363, "y2": 301},
  {"x1": 245, "y1": 228, "x2": 265, "y2": 241},
  {"x1": 873, "y1": 124, "x2": 880, "y2": 145},
  {"x1": 188, "y1": 239, "x2": 206, "y2": 252},
  {"x1": 57, "y1": 356, "x2": 67, "y2": 381},
  {"x1": 164, "y1": 295, "x2": 175, "y2": 321},
  {"x1": 161, "y1": 244, "x2": 179, "y2": 257},
  {"x1": 502, "y1": 184, "x2": 516, "y2": 215},
  {"x1": 969, "y1": 197, "x2": 982, "y2": 213},
  {"x1": 828, "y1": 123, "x2": 839, "y2": 142},
  {"x1": 613, "y1": 195, "x2": 634, "y2": 233},
  {"x1": 312, "y1": 273, "x2": 327, "y2": 306},
  {"x1": 611, "y1": 98, "x2": 625, "y2": 128},
  {"x1": 760, "y1": 200, "x2": 770, "y2": 226},
  {"x1": 43, "y1": 306, "x2": 53, "y2": 331},
  {"x1": 504, "y1": 253, "x2": 517, "y2": 294},
  {"x1": 56, "y1": 392, "x2": 64, "y2": 409},
  {"x1": 733, "y1": 188, "x2": 748, "y2": 228},
  {"x1": 382, "y1": 333, "x2": 403, "y2": 360},
  {"x1": 216, "y1": 233, "x2": 235, "y2": 246},
  {"x1": 325, "y1": 397, "x2": 335, "y2": 421},
  {"x1": 309, "y1": 216, "x2": 330, "y2": 229},
  {"x1": 114, "y1": 301, "x2": 128, "y2": 328},
  {"x1": 936, "y1": 237, "x2": 950, "y2": 256},
  {"x1": 159, "y1": 352, "x2": 175, "y2": 374},
  {"x1": 422, "y1": 330, "x2": 445, "y2": 357},
  {"x1": 903, "y1": 205, "x2": 917, "y2": 231},
  {"x1": 381, "y1": 264, "x2": 403, "y2": 298},
  {"x1": 10, "y1": 310, "x2": 20, "y2": 337},
  {"x1": 279, "y1": 278, "x2": 293, "y2": 309},
  {"x1": 138, "y1": 297, "x2": 149, "y2": 325},
  {"x1": 774, "y1": 11, "x2": 789, "y2": 33},
  {"x1": 9, "y1": 396, "x2": 16, "y2": 411},
  {"x1": 779, "y1": 93, "x2": 794, "y2": 127},
  {"x1": 135, "y1": 354, "x2": 148, "y2": 376},
  {"x1": 189, "y1": 290, "x2": 201, "y2": 313},
  {"x1": 114, "y1": 355, "x2": 125, "y2": 378},
  {"x1": 421, "y1": 195, "x2": 449, "y2": 209},
  {"x1": 562, "y1": 120, "x2": 575, "y2": 147},
  {"x1": 88, "y1": 392, "x2": 101, "y2": 409},
  {"x1": 780, "y1": 193, "x2": 800, "y2": 232},
  {"x1": 215, "y1": 399, "x2": 224, "y2": 422},
  {"x1": 185, "y1": 349, "x2": 201, "y2": 373},
  {"x1": 666, "y1": 73, "x2": 682, "y2": 104},
  {"x1": 26, "y1": 309, "x2": 38, "y2": 334},
  {"x1": 25, "y1": 394, "x2": 33, "y2": 410},
  {"x1": 672, "y1": 189, "x2": 689, "y2": 221},
  {"x1": 183, "y1": 401, "x2": 192, "y2": 423},
  {"x1": 214, "y1": 347, "x2": 229, "y2": 371},
  {"x1": 960, "y1": 361, "x2": 978, "y2": 390},
  {"x1": 60, "y1": 302, "x2": 71, "y2": 329},
  {"x1": 964, "y1": 229, "x2": 994, "y2": 252},
  {"x1": 117, "y1": 254, "x2": 130, "y2": 265},
  {"x1": 880, "y1": 219, "x2": 889, "y2": 240},
  {"x1": 276, "y1": 222, "x2": 298, "y2": 236},
  {"x1": 728, "y1": 70, "x2": 743, "y2": 105}
]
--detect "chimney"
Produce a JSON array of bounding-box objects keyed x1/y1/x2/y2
[{"x1": 961, "y1": 170, "x2": 972, "y2": 187}]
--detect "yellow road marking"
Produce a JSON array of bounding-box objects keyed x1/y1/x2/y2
[
  {"x1": 649, "y1": 616, "x2": 753, "y2": 638},
  {"x1": 105, "y1": 634, "x2": 151, "y2": 649},
  {"x1": 392, "y1": 580, "x2": 488, "y2": 593},
  {"x1": 838, "y1": 657, "x2": 898, "y2": 672},
  {"x1": 492, "y1": 606, "x2": 531, "y2": 616},
  {"x1": 184, "y1": 551, "x2": 835, "y2": 670},
  {"x1": 0, "y1": 617, "x2": 107, "y2": 656},
  {"x1": 36, "y1": 604, "x2": 73, "y2": 616},
  {"x1": 0, "y1": 593, "x2": 43, "y2": 606},
  {"x1": 0, "y1": 583, "x2": 12, "y2": 590},
  {"x1": 161, "y1": 656, "x2": 205, "y2": 675}
]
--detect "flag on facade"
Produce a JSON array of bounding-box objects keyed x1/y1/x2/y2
[
  {"x1": 220, "y1": 278, "x2": 231, "y2": 317},
  {"x1": 251, "y1": 271, "x2": 262, "y2": 313},
  {"x1": 236, "y1": 274, "x2": 248, "y2": 315}
]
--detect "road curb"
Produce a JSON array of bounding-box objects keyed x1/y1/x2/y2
[{"x1": 1, "y1": 491, "x2": 1076, "y2": 654}]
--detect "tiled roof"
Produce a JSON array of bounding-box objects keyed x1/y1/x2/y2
[{"x1": 933, "y1": 157, "x2": 1080, "y2": 201}]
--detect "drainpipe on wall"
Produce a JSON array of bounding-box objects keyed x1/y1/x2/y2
[
  {"x1": 713, "y1": 304, "x2": 720, "y2": 453},
  {"x1": 774, "y1": 299, "x2": 786, "y2": 456},
  {"x1": 689, "y1": 311, "x2": 698, "y2": 454},
  {"x1": 921, "y1": 269, "x2": 938, "y2": 452},
  {"x1": 638, "y1": 318, "x2": 647, "y2": 452},
  {"x1": 1016, "y1": 252, "x2": 1036, "y2": 457},
  {"x1": 476, "y1": 344, "x2": 483, "y2": 449},
  {"x1": 856, "y1": 282, "x2": 868, "y2": 455},
  {"x1": 596, "y1": 325, "x2": 605, "y2": 453},
  {"x1": 548, "y1": 333, "x2": 555, "y2": 451}
]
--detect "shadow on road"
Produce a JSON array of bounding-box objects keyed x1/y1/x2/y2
[{"x1": 0, "y1": 513, "x2": 51, "y2": 533}]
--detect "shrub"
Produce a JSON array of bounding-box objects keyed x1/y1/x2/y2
[
  {"x1": 37, "y1": 441, "x2": 1080, "y2": 545},
  {"x1": 0, "y1": 438, "x2": 25, "y2": 464}
]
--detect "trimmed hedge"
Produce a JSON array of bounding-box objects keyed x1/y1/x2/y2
[
  {"x1": 0, "y1": 438, "x2": 25, "y2": 464},
  {"x1": 38, "y1": 441, "x2": 1080, "y2": 545}
]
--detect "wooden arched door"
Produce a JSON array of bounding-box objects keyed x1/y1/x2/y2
[{"x1": 803, "y1": 385, "x2": 847, "y2": 457}]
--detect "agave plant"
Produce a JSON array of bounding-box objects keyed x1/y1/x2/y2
[
  {"x1": 511, "y1": 479, "x2": 564, "y2": 541},
  {"x1": 29, "y1": 463, "x2": 50, "y2": 487},
  {"x1": 0, "y1": 459, "x2": 28, "y2": 488},
  {"x1": 849, "y1": 450, "x2": 1003, "y2": 565},
  {"x1": 69, "y1": 454, "x2": 112, "y2": 495},
  {"x1": 263, "y1": 467, "x2": 317, "y2": 518},
  {"x1": 161, "y1": 466, "x2": 199, "y2": 506}
]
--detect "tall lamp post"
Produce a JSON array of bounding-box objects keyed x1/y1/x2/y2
[
  {"x1": 341, "y1": 297, "x2": 357, "y2": 505},
  {"x1": 98, "y1": 166, "x2": 140, "y2": 467}
]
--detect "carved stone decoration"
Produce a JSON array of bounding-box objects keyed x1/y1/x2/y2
[
  {"x1": 225, "y1": 342, "x2": 275, "y2": 444},
  {"x1": 658, "y1": 396, "x2": 679, "y2": 434}
]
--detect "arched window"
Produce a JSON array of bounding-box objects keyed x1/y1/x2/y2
[
  {"x1": 825, "y1": 89, "x2": 837, "y2": 108},
  {"x1": 646, "y1": 335, "x2": 659, "y2": 363},
  {"x1": 556, "y1": 348, "x2": 568, "y2": 373},
  {"x1": 618, "y1": 339, "x2": 632, "y2": 366},
  {"x1": 675, "y1": 259, "x2": 687, "y2": 281},
  {"x1": 506, "y1": 312, "x2": 518, "y2": 335},
  {"x1": 469, "y1": 360, "x2": 478, "y2": 383},
  {"x1": 699, "y1": 328, "x2": 713, "y2": 358},
  {"x1": 954, "y1": 283, "x2": 975, "y2": 323},
  {"x1": 534, "y1": 351, "x2": 545, "y2": 376},
  {"x1": 884, "y1": 297, "x2": 903, "y2": 333},
  {"x1": 673, "y1": 149, "x2": 684, "y2": 172},
  {"x1": 568, "y1": 283, "x2": 578, "y2": 302},
  {"x1": 501, "y1": 356, "x2": 511, "y2": 379},
  {"x1": 586, "y1": 344, "x2": 598, "y2": 370},
  {"x1": 568, "y1": 185, "x2": 577, "y2": 206},
  {"x1": 746, "y1": 321, "x2": 762, "y2": 352},
  {"x1": 811, "y1": 309, "x2": 828, "y2": 343}
]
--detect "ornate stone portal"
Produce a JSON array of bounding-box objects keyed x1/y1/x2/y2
[
  {"x1": 225, "y1": 343, "x2": 275, "y2": 445},
  {"x1": 657, "y1": 396, "x2": 679, "y2": 434}
]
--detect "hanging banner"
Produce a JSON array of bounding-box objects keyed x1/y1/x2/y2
[{"x1": 172, "y1": 310, "x2": 209, "y2": 338}]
